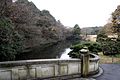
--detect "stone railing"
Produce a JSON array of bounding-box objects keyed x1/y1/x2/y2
[
  {"x1": 0, "y1": 54, "x2": 99, "y2": 80},
  {"x1": 89, "y1": 53, "x2": 100, "y2": 75}
]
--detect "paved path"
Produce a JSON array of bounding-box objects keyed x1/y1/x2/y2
[
  {"x1": 96, "y1": 64, "x2": 120, "y2": 80},
  {"x1": 71, "y1": 64, "x2": 120, "y2": 80}
]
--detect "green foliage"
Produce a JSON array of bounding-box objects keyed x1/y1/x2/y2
[
  {"x1": 96, "y1": 31, "x2": 108, "y2": 43},
  {"x1": 70, "y1": 24, "x2": 81, "y2": 40},
  {"x1": 102, "y1": 39, "x2": 120, "y2": 55},
  {"x1": 73, "y1": 24, "x2": 81, "y2": 35},
  {"x1": 68, "y1": 42, "x2": 102, "y2": 58},
  {"x1": 97, "y1": 31, "x2": 120, "y2": 55},
  {"x1": 0, "y1": 17, "x2": 23, "y2": 61},
  {"x1": 113, "y1": 53, "x2": 120, "y2": 58},
  {"x1": 85, "y1": 42, "x2": 102, "y2": 54},
  {"x1": 117, "y1": 36, "x2": 120, "y2": 41},
  {"x1": 90, "y1": 26, "x2": 100, "y2": 35}
]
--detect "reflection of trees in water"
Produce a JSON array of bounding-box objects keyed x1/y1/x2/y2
[{"x1": 16, "y1": 41, "x2": 72, "y2": 60}]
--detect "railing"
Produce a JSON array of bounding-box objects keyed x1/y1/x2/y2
[{"x1": 0, "y1": 54, "x2": 99, "y2": 80}]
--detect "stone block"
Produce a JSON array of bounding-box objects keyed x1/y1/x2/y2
[
  {"x1": 41, "y1": 66, "x2": 55, "y2": 77},
  {"x1": 89, "y1": 62, "x2": 95, "y2": 72},
  {"x1": 68, "y1": 63, "x2": 79, "y2": 74},
  {"x1": 18, "y1": 69, "x2": 27, "y2": 80},
  {"x1": 60, "y1": 65, "x2": 68, "y2": 75},
  {"x1": 0, "y1": 70, "x2": 11, "y2": 80},
  {"x1": 30, "y1": 68, "x2": 36, "y2": 78},
  {"x1": 12, "y1": 68, "x2": 19, "y2": 80},
  {"x1": 36, "y1": 66, "x2": 42, "y2": 78}
]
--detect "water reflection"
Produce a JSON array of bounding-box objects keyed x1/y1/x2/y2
[
  {"x1": 60, "y1": 48, "x2": 71, "y2": 59},
  {"x1": 16, "y1": 41, "x2": 72, "y2": 60}
]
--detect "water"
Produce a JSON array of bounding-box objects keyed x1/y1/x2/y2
[
  {"x1": 16, "y1": 41, "x2": 73, "y2": 60},
  {"x1": 60, "y1": 48, "x2": 72, "y2": 59}
]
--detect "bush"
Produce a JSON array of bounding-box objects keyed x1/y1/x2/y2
[
  {"x1": 0, "y1": 17, "x2": 23, "y2": 61},
  {"x1": 68, "y1": 42, "x2": 102, "y2": 58},
  {"x1": 97, "y1": 32, "x2": 120, "y2": 55},
  {"x1": 102, "y1": 40, "x2": 120, "y2": 55},
  {"x1": 96, "y1": 31, "x2": 108, "y2": 43}
]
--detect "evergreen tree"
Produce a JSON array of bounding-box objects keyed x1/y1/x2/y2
[
  {"x1": 73, "y1": 24, "x2": 81, "y2": 35},
  {"x1": 0, "y1": 17, "x2": 23, "y2": 61}
]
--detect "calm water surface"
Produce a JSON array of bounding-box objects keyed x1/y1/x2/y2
[{"x1": 16, "y1": 41, "x2": 75, "y2": 60}]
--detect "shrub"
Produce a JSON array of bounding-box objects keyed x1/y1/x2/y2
[
  {"x1": 68, "y1": 42, "x2": 102, "y2": 58},
  {"x1": 0, "y1": 17, "x2": 23, "y2": 61},
  {"x1": 102, "y1": 40, "x2": 120, "y2": 55}
]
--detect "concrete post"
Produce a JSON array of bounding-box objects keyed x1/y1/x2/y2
[
  {"x1": 80, "y1": 47, "x2": 89, "y2": 77},
  {"x1": 26, "y1": 65, "x2": 31, "y2": 80}
]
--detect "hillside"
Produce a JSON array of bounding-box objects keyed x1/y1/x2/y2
[
  {"x1": 0, "y1": 0, "x2": 72, "y2": 52},
  {"x1": 81, "y1": 27, "x2": 102, "y2": 35}
]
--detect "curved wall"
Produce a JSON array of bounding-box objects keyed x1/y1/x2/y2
[{"x1": 0, "y1": 54, "x2": 99, "y2": 80}]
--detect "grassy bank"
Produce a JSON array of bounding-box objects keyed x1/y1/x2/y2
[{"x1": 99, "y1": 52, "x2": 120, "y2": 64}]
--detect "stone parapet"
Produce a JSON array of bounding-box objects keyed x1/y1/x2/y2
[{"x1": 0, "y1": 54, "x2": 99, "y2": 80}]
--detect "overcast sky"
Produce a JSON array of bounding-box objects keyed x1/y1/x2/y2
[{"x1": 28, "y1": 0, "x2": 120, "y2": 28}]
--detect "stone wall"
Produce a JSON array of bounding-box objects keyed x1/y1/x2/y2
[{"x1": 0, "y1": 54, "x2": 99, "y2": 80}]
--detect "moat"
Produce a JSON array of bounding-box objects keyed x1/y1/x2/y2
[{"x1": 16, "y1": 41, "x2": 77, "y2": 60}]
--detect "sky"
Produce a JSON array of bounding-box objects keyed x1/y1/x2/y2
[{"x1": 28, "y1": 0, "x2": 120, "y2": 28}]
